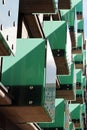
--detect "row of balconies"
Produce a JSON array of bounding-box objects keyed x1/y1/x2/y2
[{"x1": 0, "y1": 0, "x2": 86, "y2": 130}]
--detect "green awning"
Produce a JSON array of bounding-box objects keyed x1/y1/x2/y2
[
  {"x1": 56, "y1": 63, "x2": 76, "y2": 100},
  {"x1": 81, "y1": 103, "x2": 86, "y2": 114},
  {"x1": 38, "y1": 98, "x2": 65, "y2": 128},
  {"x1": 77, "y1": 19, "x2": 84, "y2": 31},
  {"x1": 76, "y1": 33, "x2": 83, "y2": 48},
  {"x1": 69, "y1": 122, "x2": 75, "y2": 130},
  {"x1": 73, "y1": 53, "x2": 83, "y2": 62},
  {"x1": 71, "y1": 0, "x2": 82, "y2": 12},
  {"x1": 60, "y1": 9, "x2": 75, "y2": 26},
  {"x1": 1, "y1": 39, "x2": 46, "y2": 86},
  {"x1": 76, "y1": 69, "x2": 82, "y2": 83},
  {"x1": 76, "y1": 89, "x2": 84, "y2": 96},
  {"x1": 0, "y1": 38, "x2": 56, "y2": 122},
  {"x1": 69, "y1": 104, "x2": 80, "y2": 119},
  {"x1": 82, "y1": 76, "x2": 86, "y2": 89},
  {"x1": 43, "y1": 21, "x2": 66, "y2": 50}
]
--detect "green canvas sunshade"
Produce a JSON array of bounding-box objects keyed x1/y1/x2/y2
[
  {"x1": 60, "y1": 9, "x2": 75, "y2": 26},
  {"x1": 56, "y1": 63, "x2": 76, "y2": 100},
  {"x1": 69, "y1": 103, "x2": 81, "y2": 128},
  {"x1": 1, "y1": 39, "x2": 46, "y2": 86},
  {"x1": 73, "y1": 54, "x2": 83, "y2": 62},
  {"x1": 77, "y1": 19, "x2": 84, "y2": 32},
  {"x1": 69, "y1": 103, "x2": 80, "y2": 119},
  {"x1": 38, "y1": 98, "x2": 65, "y2": 128},
  {"x1": 43, "y1": 21, "x2": 69, "y2": 75},
  {"x1": 73, "y1": 53, "x2": 83, "y2": 69},
  {"x1": 71, "y1": 0, "x2": 82, "y2": 13},
  {"x1": 69, "y1": 122, "x2": 75, "y2": 130},
  {"x1": 83, "y1": 50, "x2": 86, "y2": 65},
  {"x1": 76, "y1": 89, "x2": 84, "y2": 97},
  {"x1": 0, "y1": 38, "x2": 56, "y2": 123},
  {"x1": 73, "y1": 89, "x2": 84, "y2": 104},
  {"x1": 82, "y1": 76, "x2": 86, "y2": 89},
  {"x1": 76, "y1": 69, "x2": 82, "y2": 89},
  {"x1": 77, "y1": 33, "x2": 83, "y2": 47},
  {"x1": 60, "y1": 9, "x2": 77, "y2": 49},
  {"x1": 81, "y1": 103, "x2": 86, "y2": 115},
  {"x1": 43, "y1": 21, "x2": 66, "y2": 49}
]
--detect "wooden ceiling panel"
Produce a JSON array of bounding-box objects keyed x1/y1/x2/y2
[
  {"x1": 58, "y1": 0, "x2": 71, "y2": 9},
  {"x1": 0, "y1": 106, "x2": 51, "y2": 123},
  {"x1": 20, "y1": 0, "x2": 55, "y2": 14}
]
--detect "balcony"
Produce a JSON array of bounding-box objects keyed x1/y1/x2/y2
[
  {"x1": 56, "y1": 63, "x2": 76, "y2": 100},
  {"x1": 0, "y1": 39, "x2": 56, "y2": 123},
  {"x1": 38, "y1": 99, "x2": 65, "y2": 129},
  {"x1": 43, "y1": 21, "x2": 71, "y2": 75},
  {"x1": 72, "y1": 33, "x2": 83, "y2": 54},
  {"x1": 76, "y1": 69, "x2": 82, "y2": 90},
  {"x1": 69, "y1": 104, "x2": 82, "y2": 129}
]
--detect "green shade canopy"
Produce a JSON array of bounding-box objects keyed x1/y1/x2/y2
[
  {"x1": 73, "y1": 53, "x2": 83, "y2": 62},
  {"x1": 77, "y1": 19, "x2": 84, "y2": 30},
  {"x1": 38, "y1": 98, "x2": 65, "y2": 128},
  {"x1": 82, "y1": 76, "x2": 86, "y2": 89},
  {"x1": 43, "y1": 21, "x2": 66, "y2": 49},
  {"x1": 1, "y1": 39, "x2": 46, "y2": 86},
  {"x1": 71, "y1": 0, "x2": 82, "y2": 12},
  {"x1": 69, "y1": 122, "x2": 75, "y2": 130},
  {"x1": 76, "y1": 69, "x2": 82, "y2": 83},
  {"x1": 76, "y1": 33, "x2": 83, "y2": 48},
  {"x1": 60, "y1": 9, "x2": 75, "y2": 26},
  {"x1": 69, "y1": 104, "x2": 80, "y2": 119},
  {"x1": 76, "y1": 89, "x2": 84, "y2": 96},
  {"x1": 81, "y1": 103, "x2": 86, "y2": 114}
]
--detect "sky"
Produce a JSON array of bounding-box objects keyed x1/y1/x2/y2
[{"x1": 83, "y1": 0, "x2": 87, "y2": 39}]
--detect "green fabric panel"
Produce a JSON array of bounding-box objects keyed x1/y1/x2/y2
[
  {"x1": 1, "y1": 39, "x2": 45, "y2": 86},
  {"x1": 71, "y1": 0, "x2": 82, "y2": 12},
  {"x1": 77, "y1": 19, "x2": 84, "y2": 30},
  {"x1": 55, "y1": 99, "x2": 64, "y2": 127},
  {"x1": 81, "y1": 103, "x2": 86, "y2": 114},
  {"x1": 69, "y1": 122, "x2": 73, "y2": 130},
  {"x1": 38, "y1": 99, "x2": 64, "y2": 128},
  {"x1": 60, "y1": 9, "x2": 75, "y2": 26},
  {"x1": 76, "y1": 90, "x2": 83, "y2": 95},
  {"x1": 76, "y1": 0, "x2": 82, "y2": 12},
  {"x1": 82, "y1": 76, "x2": 86, "y2": 88},
  {"x1": 58, "y1": 63, "x2": 74, "y2": 84},
  {"x1": 76, "y1": 69, "x2": 82, "y2": 83},
  {"x1": 73, "y1": 53, "x2": 83, "y2": 61},
  {"x1": 43, "y1": 21, "x2": 66, "y2": 49},
  {"x1": 77, "y1": 33, "x2": 83, "y2": 47},
  {"x1": 69, "y1": 104, "x2": 80, "y2": 119}
]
